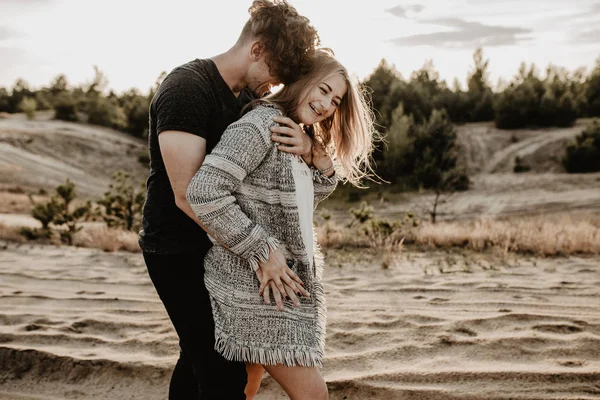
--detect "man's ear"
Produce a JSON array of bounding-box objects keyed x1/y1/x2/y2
[{"x1": 250, "y1": 41, "x2": 265, "y2": 61}]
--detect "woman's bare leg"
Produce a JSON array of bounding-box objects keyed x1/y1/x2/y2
[
  {"x1": 262, "y1": 365, "x2": 328, "y2": 400},
  {"x1": 245, "y1": 363, "x2": 265, "y2": 400}
]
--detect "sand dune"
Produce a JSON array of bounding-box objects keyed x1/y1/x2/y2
[
  {"x1": 455, "y1": 121, "x2": 587, "y2": 175},
  {"x1": 326, "y1": 172, "x2": 600, "y2": 224},
  {"x1": 1, "y1": 241, "x2": 599, "y2": 399},
  {"x1": 0, "y1": 114, "x2": 147, "y2": 199}
]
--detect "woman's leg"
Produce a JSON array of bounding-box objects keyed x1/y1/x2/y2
[
  {"x1": 245, "y1": 363, "x2": 265, "y2": 399},
  {"x1": 262, "y1": 365, "x2": 328, "y2": 400}
]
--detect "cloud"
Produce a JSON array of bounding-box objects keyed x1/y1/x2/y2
[
  {"x1": 385, "y1": 4, "x2": 424, "y2": 18},
  {"x1": 573, "y1": 28, "x2": 600, "y2": 43},
  {"x1": 0, "y1": 26, "x2": 25, "y2": 41},
  {"x1": 0, "y1": 46, "x2": 34, "y2": 73},
  {"x1": 389, "y1": 18, "x2": 532, "y2": 48}
]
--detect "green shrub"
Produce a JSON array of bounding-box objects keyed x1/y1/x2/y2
[
  {"x1": 87, "y1": 96, "x2": 127, "y2": 130},
  {"x1": 23, "y1": 179, "x2": 91, "y2": 244},
  {"x1": 513, "y1": 156, "x2": 531, "y2": 173},
  {"x1": 96, "y1": 171, "x2": 145, "y2": 231},
  {"x1": 138, "y1": 150, "x2": 150, "y2": 166},
  {"x1": 563, "y1": 119, "x2": 600, "y2": 173},
  {"x1": 54, "y1": 92, "x2": 78, "y2": 122},
  {"x1": 350, "y1": 201, "x2": 374, "y2": 225},
  {"x1": 19, "y1": 97, "x2": 37, "y2": 120}
]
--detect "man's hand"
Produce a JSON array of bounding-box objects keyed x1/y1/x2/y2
[
  {"x1": 255, "y1": 248, "x2": 310, "y2": 311},
  {"x1": 270, "y1": 116, "x2": 312, "y2": 160}
]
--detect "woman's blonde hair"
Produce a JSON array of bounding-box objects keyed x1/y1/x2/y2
[{"x1": 248, "y1": 48, "x2": 376, "y2": 186}]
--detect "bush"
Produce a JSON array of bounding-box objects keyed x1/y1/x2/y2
[
  {"x1": 96, "y1": 171, "x2": 145, "y2": 231},
  {"x1": 405, "y1": 110, "x2": 469, "y2": 192},
  {"x1": 563, "y1": 119, "x2": 600, "y2": 173},
  {"x1": 119, "y1": 91, "x2": 150, "y2": 138},
  {"x1": 379, "y1": 104, "x2": 415, "y2": 182},
  {"x1": 0, "y1": 88, "x2": 10, "y2": 112},
  {"x1": 586, "y1": 58, "x2": 600, "y2": 117},
  {"x1": 54, "y1": 92, "x2": 78, "y2": 122},
  {"x1": 513, "y1": 156, "x2": 531, "y2": 173},
  {"x1": 19, "y1": 97, "x2": 37, "y2": 120},
  {"x1": 23, "y1": 179, "x2": 91, "y2": 244},
  {"x1": 138, "y1": 150, "x2": 150, "y2": 166},
  {"x1": 87, "y1": 96, "x2": 127, "y2": 130},
  {"x1": 347, "y1": 201, "x2": 409, "y2": 268}
]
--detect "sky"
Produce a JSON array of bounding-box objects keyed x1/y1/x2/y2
[{"x1": 1, "y1": 0, "x2": 599, "y2": 93}]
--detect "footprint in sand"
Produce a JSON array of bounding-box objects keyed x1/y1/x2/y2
[
  {"x1": 533, "y1": 324, "x2": 583, "y2": 334},
  {"x1": 24, "y1": 324, "x2": 43, "y2": 332},
  {"x1": 453, "y1": 327, "x2": 478, "y2": 337},
  {"x1": 76, "y1": 290, "x2": 105, "y2": 295},
  {"x1": 429, "y1": 298, "x2": 450, "y2": 304},
  {"x1": 557, "y1": 360, "x2": 586, "y2": 367}
]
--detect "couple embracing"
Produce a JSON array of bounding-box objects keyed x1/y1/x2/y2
[{"x1": 139, "y1": 1, "x2": 375, "y2": 398}]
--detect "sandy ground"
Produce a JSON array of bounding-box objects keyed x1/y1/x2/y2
[
  {"x1": 1, "y1": 114, "x2": 600, "y2": 399},
  {"x1": 1, "y1": 241, "x2": 599, "y2": 399}
]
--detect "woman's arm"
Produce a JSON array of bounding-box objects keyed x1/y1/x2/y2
[
  {"x1": 186, "y1": 117, "x2": 308, "y2": 308},
  {"x1": 312, "y1": 167, "x2": 338, "y2": 207},
  {"x1": 310, "y1": 139, "x2": 339, "y2": 208},
  {"x1": 186, "y1": 119, "x2": 276, "y2": 271}
]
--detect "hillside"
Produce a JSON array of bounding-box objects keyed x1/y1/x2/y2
[
  {"x1": 0, "y1": 112, "x2": 148, "y2": 199},
  {"x1": 1, "y1": 113, "x2": 599, "y2": 225},
  {"x1": 323, "y1": 119, "x2": 600, "y2": 222},
  {"x1": 455, "y1": 120, "x2": 591, "y2": 175}
]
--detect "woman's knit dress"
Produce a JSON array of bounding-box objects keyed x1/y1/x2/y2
[{"x1": 186, "y1": 104, "x2": 337, "y2": 367}]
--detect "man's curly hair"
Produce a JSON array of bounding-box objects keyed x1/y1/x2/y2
[{"x1": 241, "y1": 0, "x2": 320, "y2": 84}]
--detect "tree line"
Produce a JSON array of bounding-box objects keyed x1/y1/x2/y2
[
  {"x1": 0, "y1": 66, "x2": 165, "y2": 138},
  {"x1": 1, "y1": 49, "x2": 599, "y2": 194}
]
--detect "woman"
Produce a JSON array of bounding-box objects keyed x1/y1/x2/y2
[{"x1": 186, "y1": 48, "x2": 375, "y2": 399}]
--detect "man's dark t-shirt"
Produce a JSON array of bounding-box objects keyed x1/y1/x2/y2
[{"x1": 139, "y1": 59, "x2": 254, "y2": 254}]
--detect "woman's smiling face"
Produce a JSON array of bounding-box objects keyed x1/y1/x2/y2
[{"x1": 296, "y1": 74, "x2": 347, "y2": 126}]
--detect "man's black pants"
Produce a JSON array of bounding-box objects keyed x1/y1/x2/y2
[{"x1": 143, "y1": 251, "x2": 247, "y2": 399}]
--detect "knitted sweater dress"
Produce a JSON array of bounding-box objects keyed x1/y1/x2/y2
[{"x1": 186, "y1": 104, "x2": 338, "y2": 367}]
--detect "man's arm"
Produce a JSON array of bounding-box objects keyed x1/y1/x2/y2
[{"x1": 158, "y1": 130, "x2": 208, "y2": 228}]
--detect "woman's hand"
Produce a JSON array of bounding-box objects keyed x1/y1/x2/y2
[
  {"x1": 311, "y1": 139, "x2": 334, "y2": 176},
  {"x1": 270, "y1": 116, "x2": 312, "y2": 161},
  {"x1": 255, "y1": 248, "x2": 310, "y2": 311}
]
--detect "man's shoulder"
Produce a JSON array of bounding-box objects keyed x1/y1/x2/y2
[
  {"x1": 159, "y1": 59, "x2": 216, "y2": 94},
  {"x1": 172, "y1": 59, "x2": 214, "y2": 79}
]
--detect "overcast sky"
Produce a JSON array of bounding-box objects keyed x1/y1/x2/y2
[{"x1": 1, "y1": 0, "x2": 599, "y2": 93}]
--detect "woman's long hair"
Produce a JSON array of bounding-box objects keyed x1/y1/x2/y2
[{"x1": 246, "y1": 48, "x2": 376, "y2": 187}]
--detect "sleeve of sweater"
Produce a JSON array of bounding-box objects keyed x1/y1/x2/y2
[
  {"x1": 311, "y1": 165, "x2": 339, "y2": 209},
  {"x1": 186, "y1": 117, "x2": 278, "y2": 272}
]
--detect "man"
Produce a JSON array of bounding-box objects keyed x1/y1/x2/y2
[{"x1": 138, "y1": 1, "x2": 319, "y2": 398}]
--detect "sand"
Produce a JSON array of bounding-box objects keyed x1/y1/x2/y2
[{"x1": 1, "y1": 241, "x2": 599, "y2": 399}]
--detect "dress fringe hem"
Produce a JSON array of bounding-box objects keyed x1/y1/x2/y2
[{"x1": 214, "y1": 335, "x2": 323, "y2": 368}]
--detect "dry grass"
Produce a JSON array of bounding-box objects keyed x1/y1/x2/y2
[
  {"x1": 316, "y1": 222, "x2": 403, "y2": 268},
  {"x1": 316, "y1": 213, "x2": 600, "y2": 257},
  {"x1": 0, "y1": 223, "x2": 27, "y2": 243},
  {"x1": 315, "y1": 222, "x2": 367, "y2": 249},
  {"x1": 73, "y1": 225, "x2": 140, "y2": 252},
  {"x1": 413, "y1": 214, "x2": 600, "y2": 256},
  {"x1": 0, "y1": 191, "x2": 48, "y2": 214},
  {"x1": 0, "y1": 223, "x2": 140, "y2": 252}
]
